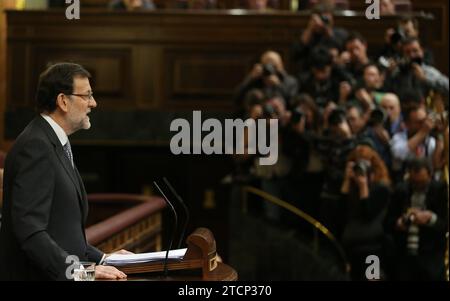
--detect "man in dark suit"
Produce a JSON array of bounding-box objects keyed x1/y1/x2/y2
[
  {"x1": 385, "y1": 158, "x2": 448, "y2": 281},
  {"x1": 0, "y1": 63, "x2": 128, "y2": 280}
]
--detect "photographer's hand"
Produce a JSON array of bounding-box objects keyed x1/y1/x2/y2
[
  {"x1": 355, "y1": 88, "x2": 374, "y2": 108},
  {"x1": 250, "y1": 63, "x2": 263, "y2": 79},
  {"x1": 411, "y1": 63, "x2": 426, "y2": 82},
  {"x1": 408, "y1": 116, "x2": 434, "y2": 152},
  {"x1": 291, "y1": 115, "x2": 306, "y2": 135},
  {"x1": 396, "y1": 217, "x2": 408, "y2": 232},
  {"x1": 339, "y1": 51, "x2": 351, "y2": 65},
  {"x1": 338, "y1": 81, "x2": 352, "y2": 105},
  {"x1": 341, "y1": 161, "x2": 354, "y2": 194},
  {"x1": 264, "y1": 74, "x2": 281, "y2": 87},
  {"x1": 385, "y1": 28, "x2": 395, "y2": 44},
  {"x1": 309, "y1": 14, "x2": 324, "y2": 32},
  {"x1": 322, "y1": 102, "x2": 337, "y2": 130},
  {"x1": 409, "y1": 209, "x2": 433, "y2": 226},
  {"x1": 355, "y1": 174, "x2": 369, "y2": 199},
  {"x1": 301, "y1": 14, "x2": 323, "y2": 44},
  {"x1": 373, "y1": 125, "x2": 391, "y2": 145}
]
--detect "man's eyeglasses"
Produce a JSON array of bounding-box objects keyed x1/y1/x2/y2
[{"x1": 66, "y1": 92, "x2": 94, "y2": 102}]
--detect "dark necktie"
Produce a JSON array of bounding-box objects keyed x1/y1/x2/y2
[{"x1": 63, "y1": 141, "x2": 74, "y2": 168}]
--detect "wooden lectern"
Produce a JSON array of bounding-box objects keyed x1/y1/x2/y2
[{"x1": 110, "y1": 228, "x2": 237, "y2": 281}]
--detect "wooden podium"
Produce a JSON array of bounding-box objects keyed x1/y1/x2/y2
[{"x1": 110, "y1": 228, "x2": 237, "y2": 281}]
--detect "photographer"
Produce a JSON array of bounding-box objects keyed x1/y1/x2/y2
[
  {"x1": 292, "y1": 3, "x2": 348, "y2": 72},
  {"x1": 235, "y1": 92, "x2": 294, "y2": 222},
  {"x1": 385, "y1": 158, "x2": 448, "y2": 280},
  {"x1": 387, "y1": 38, "x2": 448, "y2": 99},
  {"x1": 379, "y1": 17, "x2": 434, "y2": 67},
  {"x1": 318, "y1": 108, "x2": 356, "y2": 237},
  {"x1": 298, "y1": 46, "x2": 354, "y2": 108},
  {"x1": 366, "y1": 106, "x2": 392, "y2": 168},
  {"x1": 380, "y1": 93, "x2": 404, "y2": 137},
  {"x1": 342, "y1": 32, "x2": 371, "y2": 81},
  {"x1": 345, "y1": 101, "x2": 371, "y2": 141},
  {"x1": 358, "y1": 64, "x2": 388, "y2": 105},
  {"x1": 340, "y1": 145, "x2": 391, "y2": 281},
  {"x1": 283, "y1": 94, "x2": 324, "y2": 216},
  {"x1": 235, "y1": 50, "x2": 298, "y2": 111},
  {"x1": 390, "y1": 104, "x2": 445, "y2": 181}
]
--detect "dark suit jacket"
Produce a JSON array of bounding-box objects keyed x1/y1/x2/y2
[
  {"x1": 0, "y1": 116, "x2": 103, "y2": 280},
  {"x1": 385, "y1": 180, "x2": 448, "y2": 256}
]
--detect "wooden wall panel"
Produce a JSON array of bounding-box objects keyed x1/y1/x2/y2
[
  {"x1": 8, "y1": 45, "x2": 134, "y2": 109},
  {"x1": 0, "y1": 1, "x2": 17, "y2": 149},
  {"x1": 164, "y1": 49, "x2": 255, "y2": 106}
]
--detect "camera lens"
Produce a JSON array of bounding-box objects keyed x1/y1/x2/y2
[
  {"x1": 262, "y1": 64, "x2": 276, "y2": 77},
  {"x1": 320, "y1": 15, "x2": 330, "y2": 25},
  {"x1": 291, "y1": 108, "x2": 304, "y2": 124},
  {"x1": 410, "y1": 57, "x2": 423, "y2": 65},
  {"x1": 369, "y1": 108, "x2": 387, "y2": 126},
  {"x1": 263, "y1": 104, "x2": 275, "y2": 117},
  {"x1": 353, "y1": 160, "x2": 371, "y2": 176},
  {"x1": 390, "y1": 31, "x2": 404, "y2": 44}
]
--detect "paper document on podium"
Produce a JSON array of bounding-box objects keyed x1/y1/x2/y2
[{"x1": 105, "y1": 248, "x2": 187, "y2": 266}]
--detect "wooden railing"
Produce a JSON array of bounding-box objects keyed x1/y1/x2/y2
[{"x1": 86, "y1": 193, "x2": 166, "y2": 253}]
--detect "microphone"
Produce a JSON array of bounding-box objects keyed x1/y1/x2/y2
[
  {"x1": 163, "y1": 177, "x2": 190, "y2": 249},
  {"x1": 153, "y1": 181, "x2": 178, "y2": 277}
]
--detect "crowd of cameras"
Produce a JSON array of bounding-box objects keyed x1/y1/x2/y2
[{"x1": 232, "y1": 9, "x2": 449, "y2": 280}]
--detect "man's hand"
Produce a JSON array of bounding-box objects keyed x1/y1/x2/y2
[
  {"x1": 339, "y1": 81, "x2": 352, "y2": 104},
  {"x1": 112, "y1": 249, "x2": 134, "y2": 255},
  {"x1": 250, "y1": 64, "x2": 263, "y2": 79},
  {"x1": 355, "y1": 88, "x2": 373, "y2": 108},
  {"x1": 308, "y1": 14, "x2": 324, "y2": 32},
  {"x1": 373, "y1": 125, "x2": 391, "y2": 145},
  {"x1": 322, "y1": 101, "x2": 337, "y2": 129},
  {"x1": 396, "y1": 217, "x2": 408, "y2": 232},
  {"x1": 291, "y1": 114, "x2": 306, "y2": 135},
  {"x1": 263, "y1": 74, "x2": 281, "y2": 87},
  {"x1": 339, "y1": 51, "x2": 351, "y2": 65},
  {"x1": 95, "y1": 265, "x2": 127, "y2": 280},
  {"x1": 411, "y1": 63, "x2": 426, "y2": 82},
  {"x1": 420, "y1": 116, "x2": 435, "y2": 135},
  {"x1": 344, "y1": 161, "x2": 355, "y2": 180},
  {"x1": 410, "y1": 209, "x2": 433, "y2": 226},
  {"x1": 385, "y1": 28, "x2": 395, "y2": 44}
]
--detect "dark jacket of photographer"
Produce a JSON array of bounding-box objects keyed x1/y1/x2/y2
[
  {"x1": 341, "y1": 182, "x2": 390, "y2": 252},
  {"x1": 234, "y1": 71, "x2": 298, "y2": 109},
  {"x1": 319, "y1": 135, "x2": 356, "y2": 200},
  {"x1": 387, "y1": 63, "x2": 449, "y2": 99},
  {"x1": 386, "y1": 180, "x2": 448, "y2": 256},
  {"x1": 292, "y1": 28, "x2": 348, "y2": 72},
  {"x1": 298, "y1": 66, "x2": 353, "y2": 107}
]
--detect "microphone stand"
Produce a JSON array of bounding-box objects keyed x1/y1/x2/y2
[
  {"x1": 163, "y1": 177, "x2": 190, "y2": 249},
  {"x1": 153, "y1": 181, "x2": 178, "y2": 277}
]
